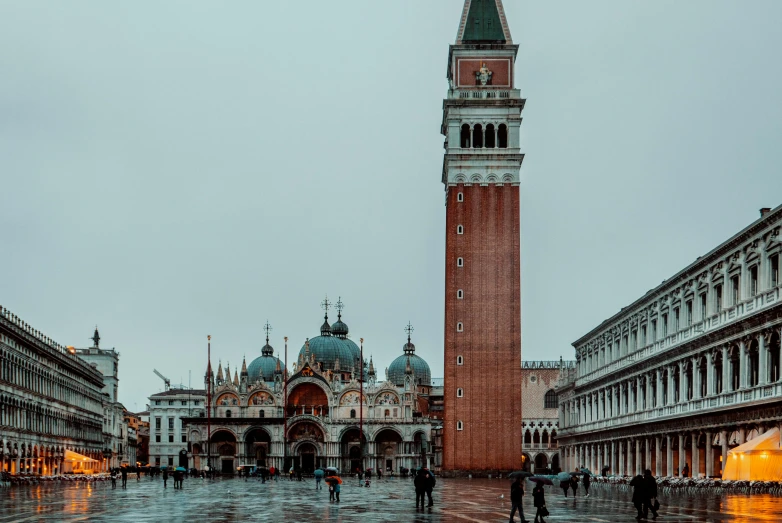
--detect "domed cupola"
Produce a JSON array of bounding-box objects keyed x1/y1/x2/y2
[
  {"x1": 387, "y1": 322, "x2": 432, "y2": 387},
  {"x1": 299, "y1": 297, "x2": 355, "y2": 373},
  {"x1": 247, "y1": 321, "x2": 284, "y2": 383},
  {"x1": 331, "y1": 296, "x2": 348, "y2": 338}
]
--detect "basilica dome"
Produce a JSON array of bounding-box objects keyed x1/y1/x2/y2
[
  {"x1": 247, "y1": 340, "x2": 283, "y2": 382},
  {"x1": 299, "y1": 314, "x2": 358, "y2": 372},
  {"x1": 387, "y1": 334, "x2": 431, "y2": 386}
]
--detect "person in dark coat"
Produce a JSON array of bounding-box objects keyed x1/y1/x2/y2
[
  {"x1": 642, "y1": 469, "x2": 659, "y2": 519},
  {"x1": 582, "y1": 473, "x2": 591, "y2": 497},
  {"x1": 629, "y1": 474, "x2": 646, "y2": 520},
  {"x1": 163, "y1": 468, "x2": 169, "y2": 488},
  {"x1": 110, "y1": 469, "x2": 117, "y2": 489},
  {"x1": 681, "y1": 463, "x2": 689, "y2": 478},
  {"x1": 532, "y1": 484, "x2": 547, "y2": 523},
  {"x1": 120, "y1": 467, "x2": 128, "y2": 489},
  {"x1": 509, "y1": 477, "x2": 528, "y2": 523},
  {"x1": 424, "y1": 469, "x2": 436, "y2": 507},
  {"x1": 414, "y1": 470, "x2": 426, "y2": 509},
  {"x1": 569, "y1": 474, "x2": 578, "y2": 495},
  {"x1": 559, "y1": 478, "x2": 569, "y2": 497}
]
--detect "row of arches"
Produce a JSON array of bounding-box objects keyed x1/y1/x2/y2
[
  {"x1": 460, "y1": 123, "x2": 508, "y2": 148},
  {"x1": 214, "y1": 383, "x2": 402, "y2": 409},
  {"x1": 0, "y1": 395, "x2": 102, "y2": 442},
  {"x1": 0, "y1": 440, "x2": 103, "y2": 475},
  {"x1": 523, "y1": 428, "x2": 558, "y2": 447},
  {"x1": 521, "y1": 452, "x2": 561, "y2": 474},
  {"x1": 0, "y1": 348, "x2": 103, "y2": 411}
]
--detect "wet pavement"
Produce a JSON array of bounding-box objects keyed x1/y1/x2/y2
[{"x1": 1, "y1": 475, "x2": 781, "y2": 522}]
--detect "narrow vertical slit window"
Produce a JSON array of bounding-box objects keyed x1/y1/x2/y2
[
  {"x1": 456, "y1": 322, "x2": 463, "y2": 332},
  {"x1": 457, "y1": 421, "x2": 463, "y2": 431},
  {"x1": 457, "y1": 289, "x2": 463, "y2": 299},
  {"x1": 457, "y1": 225, "x2": 464, "y2": 235},
  {"x1": 457, "y1": 388, "x2": 463, "y2": 398},
  {"x1": 457, "y1": 355, "x2": 463, "y2": 365},
  {"x1": 457, "y1": 257, "x2": 464, "y2": 267},
  {"x1": 457, "y1": 192, "x2": 464, "y2": 202}
]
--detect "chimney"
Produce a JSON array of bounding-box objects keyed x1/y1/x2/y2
[{"x1": 760, "y1": 207, "x2": 772, "y2": 218}]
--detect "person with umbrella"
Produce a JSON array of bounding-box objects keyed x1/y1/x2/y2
[
  {"x1": 642, "y1": 469, "x2": 659, "y2": 519},
  {"x1": 509, "y1": 474, "x2": 528, "y2": 523},
  {"x1": 424, "y1": 468, "x2": 436, "y2": 507},
  {"x1": 531, "y1": 481, "x2": 547, "y2": 523},
  {"x1": 629, "y1": 473, "x2": 646, "y2": 520},
  {"x1": 325, "y1": 473, "x2": 342, "y2": 502},
  {"x1": 568, "y1": 472, "x2": 578, "y2": 497},
  {"x1": 556, "y1": 471, "x2": 570, "y2": 497},
  {"x1": 120, "y1": 467, "x2": 128, "y2": 489},
  {"x1": 582, "y1": 471, "x2": 591, "y2": 498},
  {"x1": 163, "y1": 467, "x2": 169, "y2": 489},
  {"x1": 414, "y1": 469, "x2": 426, "y2": 509},
  {"x1": 314, "y1": 468, "x2": 324, "y2": 490}
]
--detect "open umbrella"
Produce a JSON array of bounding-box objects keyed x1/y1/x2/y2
[
  {"x1": 325, "y1": 467, "x2": 339, "y2": 473},
  {"x1": 314, "y1": 469, "x2": 325, "y2": 478},
  {"x1": 325, "y1": 476, "x2": 343, "y2": 484},
  {"x1": 508, "y1": 471, "x2": 534, "y2": 479},
  {"x1": 175, "y1": 467, "x2": 186, "y2": 472},
  {"x1": 556, "y1": 471, "x2": 572, "y2": 482},
  {"x1": 580, "y1": 467, "x2": 592, "y2": 475},
  {"x1": 569, "y1": 471, "x2": 583, "y2": 477},
  {"x1": 527, "y1": 477, "x2": 554, "y2": 485}
]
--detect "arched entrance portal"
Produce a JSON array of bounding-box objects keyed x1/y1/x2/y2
[
  {"x1": 211, "y1": 430, "x2": 237, "y2": 474},
  {"x1": 374, "y1": 428, "x2": 403, "y2": 473},
  {"x1": 551, "y1": 453, "x2": 560, "y2": 474},
  {"x1": 245, "y1": 429, "x2": 271, "y2": 468},
  {"x1": 534, "y1": 453, "x2": 548, "y2": 473},
  {"x1": 341, "y1": 428, "x2": 364, "y2": 473},
  {"x1": 297, "y1": 442, "x2": 317, "y2": 473}
]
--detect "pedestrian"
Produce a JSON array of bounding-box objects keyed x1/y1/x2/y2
[
  {"x1": 601, "y1": 465, "x2": 610, "y2": 477},
  {"x1": 275, "y1": 467, "x2": 280, "y2": 481},
  {"x1": 509, "y1": 476, "x2": 528, "y2": 523},
  {"x1": 569, "y1": 474, "x2": 578, "y2": 496},
  {"x1": 163, "y1": 468, "x2": 169, "y2": 488},
  {"x1": 136, "y1": 468, "x2": 141, "y2": 482},
  {"x1": 333, "y1": 478, "x2": 341, "y2": 502},
  {"x1": 630, "y1": 473, "x2": 646, "y2": 520},
  {"x1": 582, "y1": 473, "x2": 590, "y2": 497},
  {"x1": 414, "y1": 469, "x2": 426, "y2": 509},
  {"x1": 315, "y1": 474, "x2": 322, "y2": 490},
  {"x1": 682, "y1": 463, "x2": 690, "y2": 478},
  {"x1": 327, "y1": 478, "x2": 336, "y2": 502},
  {"x1": 559, "y1": 477, "x2": 569, "y2": 497},
  {"x1": 643, "y1": 469, "x2": 659, "y2": 520},
  {"x1": 120, "y1": 467, "x2": 128, "y2": 489},
  {"x1": 424, "y1": 469, "x2": 436, "y2": 507},
  {"x1": 110, "y1": 468, "x2": 117, "y2": 489},
  {"x1": 532, "y1": 483, "x2": 547, "y2": 523},
  {"x1": 377, "y1": 468, "x2": 382, "y2": 480}
]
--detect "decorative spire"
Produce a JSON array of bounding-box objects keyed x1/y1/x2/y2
[
  {"x1": 405, "y1": 355, "x2": 413, "y2": 375},
  {"x1": 241, "y1": 356, "x2": 248, "y2": 376},
  {"x1": 262, "y1": 321, "x2": 274, "y2": 356},
  {"x1": 225, "y1": 362, "x2": 231, "y2": 383},
  {"x1": 368, "y1": 356, "x2": 375, "y2": 376},
  {"x1": 233, "y1": 370, "x2": 239, "y2": 386},
  {"x1": 91, "y1": 326, "x2": 100, "y2": 348},
  {"x1": 320, "y1": 295, "x2": 332, "y2": 336},
  {"x1": 455, "y1": 0, "x2": 512, "y2": 45},
  {"x1": 403, "y1": 322, "x2": 416, "y2": 355},
  {"x1": 275, "y1": 353, "x2": 282, "y2": 374},
  {"x1": 216, "y1": 362, "x2": 224, "y2": 381}
]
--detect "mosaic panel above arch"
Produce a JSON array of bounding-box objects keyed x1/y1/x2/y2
[
  {"x1": 339, "y1": 390, "x2": 367, "y2": 406},
  {"x1": 216, "y1": 393, "x2": 239, "y2": 406},
  {"x1": 248, "y1": 391, "x2": 275, "y2": 406},
  {"x1": 374, "y1": 392, "x2": 400, "y2": 405}
]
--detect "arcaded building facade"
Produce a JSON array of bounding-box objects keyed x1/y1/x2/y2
[
  {"x1": 442, "y1": 0, "x2": 524, "y2": 475},
  {"x1": 184, "y1": 305, "x2": 436, "y2": 474},
  {"x1": 0, "y1": 306, "x2": 106, "y2": 475},
  {"x1": 557, "y1": 206, "x2": 782, "y2": 478}
]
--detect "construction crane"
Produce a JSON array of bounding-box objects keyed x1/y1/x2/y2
[{"x1": 153, "y1": 369, "x2": 171, "y2": 391}]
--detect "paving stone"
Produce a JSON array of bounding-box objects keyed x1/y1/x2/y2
[{"x1": 1, "y1": 476, "x2": 781, "y2": 522}]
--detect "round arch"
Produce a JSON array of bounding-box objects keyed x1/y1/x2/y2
[{"x1": 534, "y1": 453, "x2": 548, "y2": 472}]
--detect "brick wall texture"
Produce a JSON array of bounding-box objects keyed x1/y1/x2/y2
[{"x1": 443, "y1": 184, "x2": 522, "y2": 472}]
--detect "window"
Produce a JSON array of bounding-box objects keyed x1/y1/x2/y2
[
  {"x1": 485, "y1": 124, "x2": 496, "y2": 148},
  {"x1": 700, "y1": 293, "x2": 708, "y2": 320},
  {"x1": 259, "y1": 410, "x2": 265, "y2": 418},
  {"x1": 460, "y1": 124, "x2": 471, "y2": 148},
  {"x1": 673, "y1": 308, "x2": 680, "y2": 331},
  {"x1": 181, "y1": 400, "x2": 187, "y2": 406},
  {"x1": 457, "y1": 420, "x2": 464, "y2": 431},
  {"x1": 155, "y1": 417, "x2": 161, "y2": 430},
  {"x1": 731, "y1": 275, "x2": 740, "y2": 304},
  {"x1": 155, "y1": 400, "x2": 161, "y2": 406},
  {"x1": 350, "y1": 409, "x2": 356, "y2": 419},
  {"x1": 457, "y1": 289, "x2": 463, "y2": 299},
  {"x1": 544, "y1": 389, "x2": 558, "y2": 409},
  {"x1": 155, "y1": 435, "x2": 161, "y2": 443},
  {"x1": 457, "y1": 225, "x2": 464, "y2": 235},
  {"x1": 473, "y1": 124, "x2": 483, "y2": 148},
  {"x1": 651, "y1": 320, "x2": 657, "y2": 341},
  {"x1": 168, "y1": 457, "x2": 174, "y2": 466},
  {"x1": 168, "y1": 418, "x2": 174, "y2": 430},
  {"x1": 168, "y1": 434, "x2": 174, "y2": 443},
  {"x1": 498, "y1": 124, "x2": 508, "y2": 148},
  {"x1": 194, "y1": 400, "x2": 201, "y2": 406},
  {"x1": 168, "y1": 400, "x2": 174, "y2": 405},
  {"x1": 384, "y1": 409, "x2": 390, "y2": 417},
  {"x1": 661, "y1": 314, "x2": 668, "y2": 337},
  {"x1": 715, "y1": 284, "x2": 723, "y2": 312},
  {"x1": 456, "y1": 322, "x2": 464, "y2": 332},
  {"x1": 457, "y1": 355, "x2": 463, "y2": 365},
  {"x1": 750, "y1": 265, "x2": 758, "y2": 296},
  {"x1": 771, "y1": 254, "x2": 780, "y2": 287},
  {"x1": 457, "y1": 388, "x2": 463, "y2": 397},
  {"x1": 457, "y1": 192, "x2": 464, "y2": 202},
  {"x1": 181, "y1": 435, "x2": 186, "y2": 443},
  {"x1": 686, "y1": 300, "x2": 693, "y2": 326},
  {"x1": 181, "y1": 419, "x2": 186, "y2": 429},
  {"x1": 457, "y1": 257, "x2": 464, "y2": 267},
  {"x1": 641, "y1": 325, "x2": 647, "y2": 347},
  {"x1": 393, "y1": 408, "x2": 398, "y2": 417},
  {"x1": 225, "y1": 410, "x2": 232, "y2": 418}
]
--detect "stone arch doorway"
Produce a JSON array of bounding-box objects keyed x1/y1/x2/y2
[
  {"x1": 211, "y1": 430, "x2": 237, "y2": 474},
  {"x1": 534, "y1": 453, "x2": 548, "y2": 473},
  {"x1": 522, "y1": 453, "x2": 532, "y2": 472},
  {"x1": 374, "y1": 428, "x2": 403, "y2": 473},
  {"x1": 341, "y1": 427, "x2": 364, "y2": 473},
  {"x1": 245, "y1": 428, "x2": 271, "y2": 468},
  {"x1": 297, "y1": 442, "x2": 317, "y2": 473},
  {"x1": 551, "y1": 453, "x2": 560, "y2": 474}
]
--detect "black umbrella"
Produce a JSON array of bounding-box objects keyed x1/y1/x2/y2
[
  {"x1": 508, "y1": 471, "x2": 534, "y2": 479},
  {"x1": 527, "y1": 476, "x2": 554, "y2": 486}
]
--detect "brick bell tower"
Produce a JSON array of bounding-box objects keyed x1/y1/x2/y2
[{"x1": 442, "y1": 0, "x2": 524, "y2": 475}]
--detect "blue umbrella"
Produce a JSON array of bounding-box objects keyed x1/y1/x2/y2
[{"x1": 314, "y1": 469, "x2": 325, "y2": 478}]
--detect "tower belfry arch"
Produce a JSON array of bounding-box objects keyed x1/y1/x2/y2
[{"x1": 442, "y1": 0, "x2": 524, "y2": 474}]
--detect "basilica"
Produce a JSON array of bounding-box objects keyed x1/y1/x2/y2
[{"x1": 183, "y1": 300, "x2": 436, "y2": 474}]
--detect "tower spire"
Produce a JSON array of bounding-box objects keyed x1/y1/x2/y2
[
  {"x1": 91, "y1": 326, "x2": 100, "y2": 348},
  {"x1": 455, "y1": 0, "x2": 512, "y2": 44},
  {"x1": 320, "y1": 295, "x2": 332, "y2": 336}
]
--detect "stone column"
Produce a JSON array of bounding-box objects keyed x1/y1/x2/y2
[
  {"x1": 691, "y1": 432, "x2": 699, "y2": 478},
  {"x1": 678, "y1": 434, "x2": 686, "y2": 476},
  {"x1": 635, "y1": 439, "x2": 642, "y2": 475},
  {"x1": 679, "y1": 363, "x2": 687, "y2": 403},
  {"x1": 707, "y1": 351, "x2": 715, "y2": 395},
  {"x1": 739, "y1": 426, "x2": 746, "y2": 445},
  {"x1": 705, "y1": 432, "x2": 713, "y2": 477},
  {"x1": 722, "y1": 345, "x2": 730, "y2": 392},
  {"x1": 656, "y1": 369, "x2": 663, "y2": 407},
  {"x1": 666, "y1": 435, "x2": 673, "y2": 477},
  {"x1": 739, "y1": 340, "x2": 748, "y2": 389},
  {"x1": 655, "y1": 436, "x2": 662, "y2": 477},
  {"x1": 692, "y1": 356, "x2": 701, "y2": 399},
  {"x1": 645, "y1": 438, "x2": 652, "y2": 472},
  {"x1": 720, "y1": 430, "x2": 728, "y2": 476},
  {"x1": 618, "y1": 441, "x2": 625, "y2": 476},
  {"x1": 611, "y1": 440, "x2": 617, "y2": 476},
  {"x1": 759, "y1": 333, "x2": 768, "y2": 385}
]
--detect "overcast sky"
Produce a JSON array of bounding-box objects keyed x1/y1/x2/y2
[{"x1": 2, "y1": 0, "x2": 782, "y2": 413}]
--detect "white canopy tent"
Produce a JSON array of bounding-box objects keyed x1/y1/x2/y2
[
  {"x1": 722, "y1": 428, "x2": 782, "y2": 481},
  {"x1": 63, "y1": 450, "x2": 100, "y2": 474}
]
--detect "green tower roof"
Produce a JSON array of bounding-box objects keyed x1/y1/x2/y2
[{"x1": 462, "y1": 0, "x2": 507, "y2": 43}]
